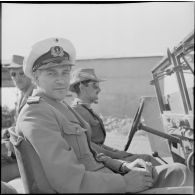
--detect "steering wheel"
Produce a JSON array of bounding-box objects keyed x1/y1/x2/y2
[
  {"x1": 124, "y1": 99, "x2": 144, "y2": 151},
  {"x1": 187, "y1": 151, "x2": 194, "y2": 172}
]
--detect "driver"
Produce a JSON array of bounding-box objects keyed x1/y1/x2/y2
[{"x1": 70, "y1": 68, "x2": 160, "y2": 166}]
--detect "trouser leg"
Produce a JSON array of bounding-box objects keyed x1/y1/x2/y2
[
  {"x1": 1, "y1": 181, "x2": 18, "y2": 194},
  {"x1": 1, "y1": 162, "x2": 20, "y2": 182},
  {"x1": 153, "y1": 163, "x2": 193, "y2": 188}
]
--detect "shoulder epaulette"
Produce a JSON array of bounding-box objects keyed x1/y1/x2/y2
[{"x1": 27, "y1": 96, "x2": 41, "y2": 104}]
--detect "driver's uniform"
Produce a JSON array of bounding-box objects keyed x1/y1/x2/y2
[{"x1": 71, "y1": 98, "x2": 160, "y2": 166}]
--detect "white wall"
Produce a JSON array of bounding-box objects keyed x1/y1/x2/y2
[{"x1": 73, "y1": 56, "x2": 163, "y2": 117}]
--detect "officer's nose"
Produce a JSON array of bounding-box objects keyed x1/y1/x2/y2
[
  {"x1": 55, "y1": 76, "x2": 69, "y2": 86},
  {"x1": 56, "y1": 80, "x2": 65, "y2": 86},
  {"x1": 55, "y1": 76, "x2": 65, "y2": 84}
]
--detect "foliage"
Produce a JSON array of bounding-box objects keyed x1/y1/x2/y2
[
  {"x1": 101, "y1": 115, "x2": 147, "y2": 136},
  {"x1": 101, "y1": 115, "x2": 133, "y2": 135},
  {"x1": 1, "y1": 105, "x2": 16, "y2": 128}
]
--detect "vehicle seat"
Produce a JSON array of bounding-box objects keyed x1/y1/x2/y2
[
  {"x1": 8, "y1": 128, "x2": 57, "y2": 194},
  {"x1": 1, "y1": 181, "x2": 18, "y2": 194},
  {"x1": 139, "y1": 186, "x2": 193, "y2": 194}
]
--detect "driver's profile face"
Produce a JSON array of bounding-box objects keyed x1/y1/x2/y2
[{"x1": 83, "y1": 81, "x2": 101, "y2": 104}]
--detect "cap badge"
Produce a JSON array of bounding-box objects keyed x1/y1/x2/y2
[{"x1": 51, "y1": 46, "x2": 64, "y2": 57}]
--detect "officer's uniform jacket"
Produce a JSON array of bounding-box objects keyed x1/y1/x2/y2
[
  {"x1": 72, "y1": 98, "x2": 129, "y2": 159},
  {"x1": 15, "y1": 90, "x2": 126, "y2": 193}
]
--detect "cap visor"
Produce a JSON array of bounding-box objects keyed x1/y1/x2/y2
[{"x1": 38, "y1": 63, "x2": 74, "y2": 70}]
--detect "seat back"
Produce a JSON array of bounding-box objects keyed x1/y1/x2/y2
[{"x1": 8, "y1": 128, "x2": 56, "y2": 194}]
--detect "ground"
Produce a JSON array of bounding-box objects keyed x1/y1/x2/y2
[
  {"x1": 103, "y1": 115, "x2": 153, "y2": 154},
  {"x1": 105, "y1": 131, "x2": 152, "y2": 154}
]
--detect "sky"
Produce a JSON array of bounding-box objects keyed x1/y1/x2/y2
[
  {"x1": 2, "y1": 2, "x2": 194, "y2": 61},
  {"x1": 1, "y1": 2, "x2": 194, "y2": 109}
]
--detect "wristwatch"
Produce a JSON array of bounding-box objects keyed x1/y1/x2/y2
[{"x1": 119, "y1": 162, "x2": 129, "y2": 174}]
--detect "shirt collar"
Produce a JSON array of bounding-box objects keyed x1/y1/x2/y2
[{"x1": 74, "y1": 98, "x2": 91, "y2": 108}]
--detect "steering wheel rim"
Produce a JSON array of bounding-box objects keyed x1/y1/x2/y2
[
  {"x1": 124, "y1": 98, "x2": 144, "y2": 151},
  {"x1": 187, "y1": 151, "x2": 194, "y2": 172}
]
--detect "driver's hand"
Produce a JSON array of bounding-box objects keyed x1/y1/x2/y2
[
  {"x1": 123, "y1": 166, "x2": 154, "y2": 193},
  {"x1": 121, "y1": 158, "x2": 152, "y2": 172},
  {"x1": 121, "y1": 158, "x2": 158, "y2": 183}
]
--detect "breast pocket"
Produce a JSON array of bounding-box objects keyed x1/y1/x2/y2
[{"x1": 61, "y1": 122, "x2": 91, "y2": 158}]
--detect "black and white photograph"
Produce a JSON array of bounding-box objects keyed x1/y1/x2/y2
[{"x1": 1, "y1": 2, "x2": 194, "y2": 194}]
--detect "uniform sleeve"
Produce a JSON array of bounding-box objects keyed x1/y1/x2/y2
[
  {"x1": 95, "y1": 152, "x2": 126, "y2": 174},
  {"x1": 91, "y1": 141, "x2": 122, "y2": 159},
  {"x1": 17, "y1": 103, "x2": 126, "y2": 193}
]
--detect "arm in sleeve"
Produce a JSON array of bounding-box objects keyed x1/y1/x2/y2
[
  {"x1": 91, "y1": 141, "x2": 132, "y2": 159},
  {"x1": 96, "y1": 152, "x2": 126, "y2": 174},
  {"x1": 91, "y1": 141, "x2": 121, "y2": 158},
  {"x1": 17, "y1": 103, "x2": 126, "y2": 193}
]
